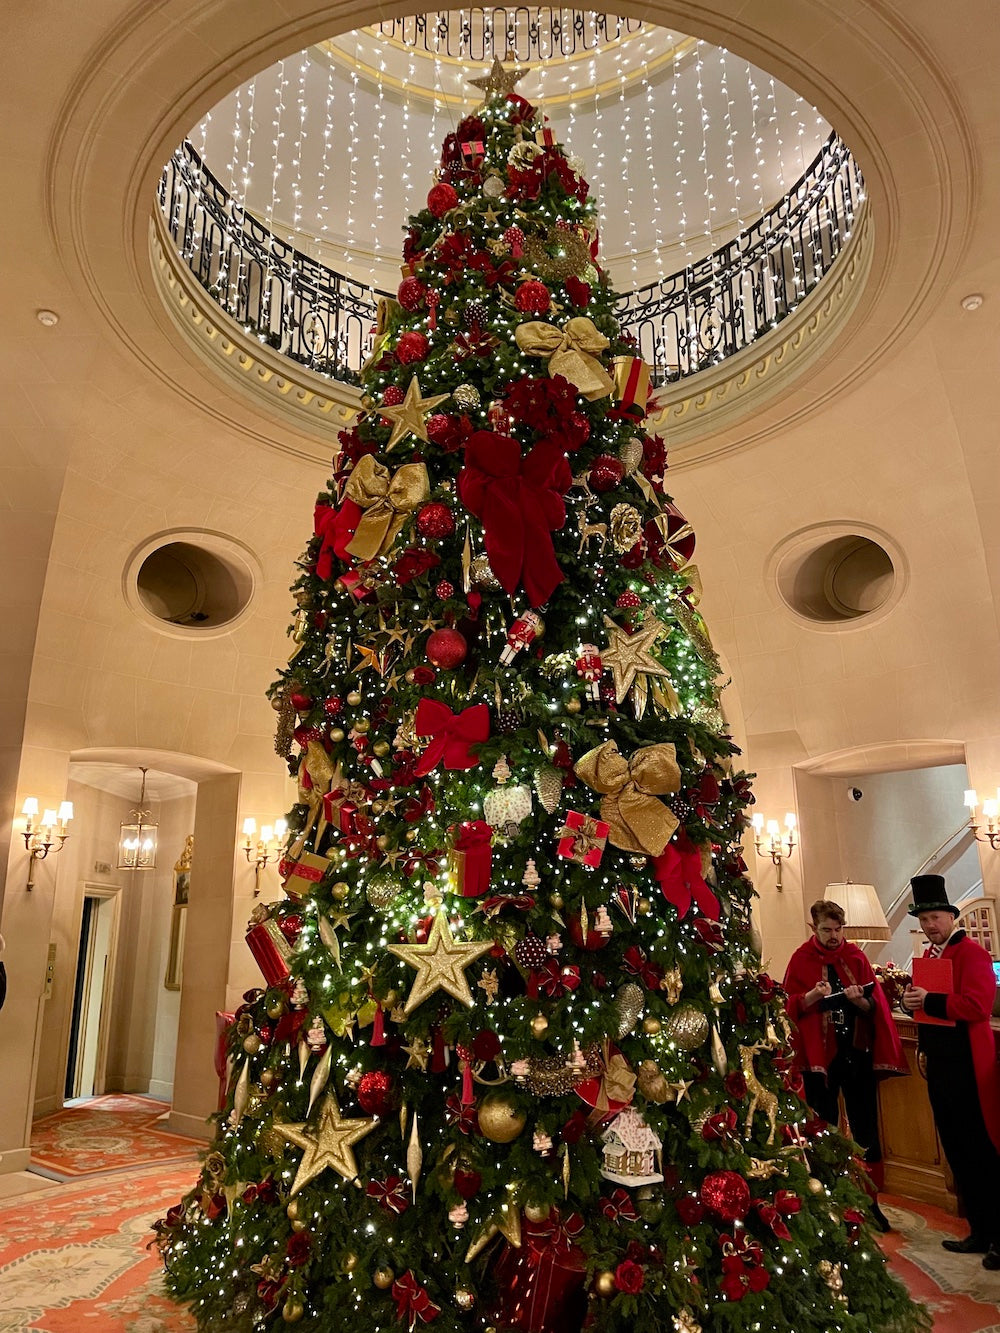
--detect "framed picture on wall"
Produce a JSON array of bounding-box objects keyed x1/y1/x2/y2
[{"x1": 165, "y1": 835, "x2": 194, "y2": 991}]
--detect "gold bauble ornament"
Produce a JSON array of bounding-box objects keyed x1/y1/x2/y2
[
  {"x1": 594, "y1": 1271, "x2": 617, "y2": 1297},
  {"x1": 374, "y1": 741, "x2": 390, "y2": 757},
  {"x1": 531, "y1": 1014, "x2": 549, "y2": 1039},
  {"x1": 242, "y1": 1035, "x2": 262, "y2": 1055},
  {"x1": 343, "y1": 1253, "x2": 359, "y2": 1272},
  {"x1": 664, "y1": 1002, "x2": 710, "y2": 1051},
  {"x1": 330, "y1": 728, "x2": 346, "y2": 743},
  {"x1": 807, "y1": 1177, "x2": 825, "y2": 1194},
  {"x1": 455, "y1": 1288, "x2": 476, "y2": 1312},
  {"x1": 524, "y1": 1201, "x2": 552, "y2": 1223},
  {"x1": 282, "y1": 1298, "x2": 305, "y2": 1322},
  {"x1": 266, "y1": 997, "x2": 286, "y2": 1019},
  {"x1": 286, "y1": 1199, "x2": 301, "y2": 1220},
  {"x1": 353, "y1": 717, "x2": 370, "y2": 734},
  {"x1": 291, "y1": 1218, "x2": 307, "y2": 1232},
  {"x1": 377, "y1": 834, "x2": 390, "y2": 850},
  {"x1": 477, "y1": 1092, "x2": 527, "y2": 1143},
  {"x1": 367, "y1": 873, "x2": 403, "y2": 911},
  {"x1": 346, "y1": 690, "x2": 362, "y2": 706},
  {"x1": 331, "y1": 881, "x2": 349, "y2": 900},
  {"x1": 550, "y1": 892, "x2": 564, "y2": 910},
  {"x1": 566, "y1": 697, "x2": 582, "y2": 715},
  {"x1": 637, "y1": 898, "x2": 652, "y2": 916},
  {"x1": 642, "y1": 1016, "x2": 662, "y2": 1035},
  {"x1": 261, "y1": 1070, "x2": 276, "y2": 1087},
  {"x1": 374, "y1": 1267, "x2": 395, "y2": 1290}
]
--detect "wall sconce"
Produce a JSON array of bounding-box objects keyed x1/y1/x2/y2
[
  {"x1": 751, "y1": 811, "x2": 797, "y2": 890},
  {"x1": 242, "y1": 817, "x2": 288, "y2": 896},
  {"x1": 965, "y1": 788, "x2": 1000, "y2": 849},
  {"x1": 22, "y1": 798, "x2": 74, "y2": 889},
  {"x1": 118, "y1": 767, "x2": 158, "y2": 870}
]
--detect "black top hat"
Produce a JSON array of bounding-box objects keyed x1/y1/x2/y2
[{"x1": 906, "y1": 873, "x2": 958, "y2": 917}]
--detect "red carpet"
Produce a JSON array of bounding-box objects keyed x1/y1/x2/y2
[{"x1": 30, "y1": 1094, "x2": 201, "y2": 1180}]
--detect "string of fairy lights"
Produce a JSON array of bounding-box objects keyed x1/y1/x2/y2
[{"x1": 188, "y1": 13, "x2": 829, "y2": 295}]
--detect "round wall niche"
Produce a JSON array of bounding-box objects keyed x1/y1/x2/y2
[
  {"x1": 124, "y1": 530, "x2": 261, "y2": 638},
  {"x1": 767, "y1": 525, "x2": 906, "y2": 629}
]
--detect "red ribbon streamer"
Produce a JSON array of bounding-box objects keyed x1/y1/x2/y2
[
  {"x1": 413, "y1": 699, "x2": 490, "y2": 777},
  {"x1": 457, "y1": 432, "x2": 571, "y2": 608}
]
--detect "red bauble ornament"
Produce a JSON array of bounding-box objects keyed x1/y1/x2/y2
[
  {"x1": 700, "y1": 1170, "x2": 751, "y2": 1222},
  {"x1": 502, "y1": 225, "x2": 525, "y2": 258},
  {"x1": 397, "y1": 277, "x2": 426, "y2": 311},
  {"x1": 435, "y1": 580, "x2": 456, "y2": 600},
  {"x1": 396, "y1": 331, "x2": 430, "y2": 365},
  {"x1": 615, "y1": 591, "x2": 642, "y2": 609},
  {"x1": 417, "y1": 502, "x2": 456, "y2": 540},
  {"x1": 515, "y1": 280, "x2": 551, "y2": 315},
  {"x1": 426, "y1": 627, "x2": 468, "y2": 669},
  {"x1": 289, "y1": 691, "x2": 312, "y2": 712},
  {"x1": 589, "y1": 454, "x2": 625, "y2": 492},
  {"x1": 428, "y1": 182, "x2": 459, "y2": 217},
  {"x1": 382, "y1": 385, "x2": 405, "y2": 407},
  {"x1": 453, "y1": 1165, "x2": 482, "y2": 1198},
  {"x1": 566, "y1": 910, "x2": 612, "y2": 952},
  {"x1": 323, "y1": 696, "x2": 344, "y2": 717},
  {"x1": 426, "y1": 413, "x2": 454, "y2": 445},
  {"x1": 357, "y1": 1070, "x2": 398, "y2": 1118}
]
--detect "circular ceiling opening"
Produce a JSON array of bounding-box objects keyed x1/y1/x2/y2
[
  {"x1": 124, "y1": 531, "x2": 261, "y2": 638},
  {"x1": 769, "y1": 526, "x2": 905, "y2": 628}
]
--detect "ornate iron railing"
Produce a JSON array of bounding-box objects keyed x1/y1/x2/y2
[
  {"x1": 368, "y1": 9, "x2": 644, "y2": 61},
  {"x1": 157, "y1": 132, "x2": 863, "y2": 390}
]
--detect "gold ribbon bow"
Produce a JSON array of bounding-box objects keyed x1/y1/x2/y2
[
  {"x1": 574, "y1": 739, "x2": 681, "y2": 856},
  {"x1": 292, "y1": 744, "x2": 340, "y2": 851},
  {"x1": 598, "y1": 1048, "x2": 637, "y2": 1112},
  {"x1": 514, "y1": 316, "x2": 615, "y2": 401},
  {"x1": 345, "y1": 455, "x2": 429, "y2": 562}
]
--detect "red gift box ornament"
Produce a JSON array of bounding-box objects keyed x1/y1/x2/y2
[
  {"x1": 611, "y1": 355, "x2": 651, "y2": 418},
  {"x1": 556, "y1": 810, "x2": 609, "y2": 867},
  {"x1": 449, "y1": 820, "x2": 493, "y2": 897},
  {"x1": 278, "y1": 850, "x2": 328, "y2": 899},
  {"x1": 488, "y1": 1211, "x2": 588, "y2": 1333},
  {"x1": 245, "y1": 916, "x2": 295, "y2": 987}
]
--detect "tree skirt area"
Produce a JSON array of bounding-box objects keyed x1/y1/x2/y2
[
  {"x1": 0, "y1": 1164, "x2": 196, "y2": 1331},
  {"x1": 30, "y1": 1096, "x2": 201, "y2": 1180},
  {"x1": 2, "y1": 1173, "x2": 1000, "y2": 1333}
]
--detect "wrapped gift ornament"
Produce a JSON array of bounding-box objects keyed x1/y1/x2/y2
[
  {"x1": 556, "y1": 811, "x2": 608, "y2": 867},
  {"x1": 246, "y1": 918, "x2": 295, "y2": 986},
  {"x1": 278, "y1": 850, "x2": 329, "y2": 899},
  {"x1": 448, "y1": 820, "x2": 494, "y2": 897},
  {"x1": 600, "y1": 1107, "x2": 663, "y2": 1186},
  {"x1": 488, "y1": 1212, "x2": 588, "y2": 1333}
]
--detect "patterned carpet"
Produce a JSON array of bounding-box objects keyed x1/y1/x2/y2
[{"x1": 30, "y1": 1096, "x2": 201, "y2": 1180}]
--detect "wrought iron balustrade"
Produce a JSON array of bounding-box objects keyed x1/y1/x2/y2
[
  {"x1": 157, "y1": 133, "x2": 863, "y2": 391},
  {"x1": 368, "y1": 9, "x2": 644, "y2": 61}
]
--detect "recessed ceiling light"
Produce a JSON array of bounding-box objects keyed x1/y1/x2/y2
[
  {"x1": 36, "y1": 309, "x2": 59, "y2": 326},
  {"x1": 960, "y1": 293, "x2": 984, "y2": 312}
]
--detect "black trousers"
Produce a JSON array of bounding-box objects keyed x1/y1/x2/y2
[
  {"x1": 925, "y1": 1048, "x2": 1000, "y2": 1242},
  {"x1": 802, "y1": 1049, "x2": 881, "y2": 1162}
]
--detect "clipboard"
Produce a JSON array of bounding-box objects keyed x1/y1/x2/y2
[{"x1": 911, "y1": 956, "x2": 955, "y2": 1026}]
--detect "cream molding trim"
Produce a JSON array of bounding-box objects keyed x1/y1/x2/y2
[
  {"x1": 151, "y1": 197, "x2": 871, "y2": 467},
  {"x1": 149, "y1": 210, "x2": 360, "y2": 460},
  {"x1": 649, "y1": 204, "x2": 874, "y2": 467}
]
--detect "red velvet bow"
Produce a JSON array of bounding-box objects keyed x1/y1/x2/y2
[
  {"x1": 402, "y1": 847, "x2": 443, "y2": 878},
  {"x1": 654, "y1": 841, "x2": 720, "y2": 921},
  {"x1": 526, "y1": 1209, "x2": 585, "y2": 1259},
  {"x1": 527, "y1": 959, "x2": 581, "y2": 999},
  {"x1": 701, "y1": 1108, "x2": 739, "y2": 1144},
  {"x1": 622, "y1": 945, "x2": 663, "y2": 991},
  {"x1": 450, "y1": 820, "x2": 493, "y2": 897},
  {"x1": 477, "y1": 893, "x2": 536, "y2": 917},
  {"x1": 600, "y1": 1188, "x2": 639, "y2": 1225},
  {"x1": 366, "y1": 1175, "x2": 411, "y2": 1215},
  {"x1": 391, "y1": 1270, "x2": 441, "y2": 1326},
  {"x1": 753, "y1": 1200, "x2": 791, "y2": 1241},
  {"x1": 444, "y1": 1093, "x2": 479, "y2": 1135},
  {"x1": 314, "y1": 499, "x2": 362, "y2": 581},
  {"x1": 413, "y1": 699, "x2": 490, "y2": 777},
  {"x1": 457, "y1": 432, "x2": 571, "y2": 608}
]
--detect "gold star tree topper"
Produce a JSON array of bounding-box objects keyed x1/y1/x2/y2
[
  {"x1": 389, "y1": 911, "x2": 493, "y2": 1014},
  {"x1": 274, "y1": 1090, "x2": 378, "y2": 1195},
  {"x1": 380, "y1": 375, "x2": 450, "y2": 449},
  {"x1": 467, "y1": 53, "x2": 530, "y2": 99}
]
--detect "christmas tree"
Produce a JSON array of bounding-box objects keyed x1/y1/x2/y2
[{"x1": 158, "y1": 59, "x2": 929, "y2": 1333}]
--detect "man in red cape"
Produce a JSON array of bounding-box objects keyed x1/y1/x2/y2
[
  {"x1": 784, "y1": 897, "x2": 907, "y2": 1231},
  {"x1": 902, "y1": 874, "x2": 1000, "y2": 1269}
]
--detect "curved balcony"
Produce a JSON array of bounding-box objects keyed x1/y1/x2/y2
[{"x1": 156, "y1": 132, "x2": 864, "y2": 396}]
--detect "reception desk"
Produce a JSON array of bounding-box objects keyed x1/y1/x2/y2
[{"x1": 877, "y1": 1014, "x2": 957, "y2": 1213}]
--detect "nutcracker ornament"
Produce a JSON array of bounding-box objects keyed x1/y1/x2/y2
[
  {"x1": 575, "y1": 643, "x2": 603, "y2": 701},
  {"x1": 500, "y1": 611, "x2": 545, "y2": 666}
]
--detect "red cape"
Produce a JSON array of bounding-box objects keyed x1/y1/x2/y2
[
  {"x1": 783, "y1": 936, "x2": 907, "y2": 1079},
  {"x1": 927, "y1": 933, "x2": 1000, "y2": 1154}
]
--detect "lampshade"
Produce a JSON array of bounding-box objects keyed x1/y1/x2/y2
[{"x1": 826, "y1": 881, "x2": 891, "y2": 941}]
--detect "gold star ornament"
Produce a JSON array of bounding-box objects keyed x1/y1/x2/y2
[
  {"x1": 388, "y1": 911, "x2": 494, "y2": 1015},
  {"x1": 273, "y1": 1090, "x2": 378, "y2": 1195},
  {"x1": 602, "y1": 611, "x2": 672, "y2": 705},
  {"x1": 467, "y1": 54, "x2": 530, "y2": 99},
  {"x1": 380, "y1": 375, "x2": 450, "y2": 449}
]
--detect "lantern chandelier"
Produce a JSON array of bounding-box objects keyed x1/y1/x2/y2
[{"x1": 189, "y1": 10, "x2": 832, "y2": 291}]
